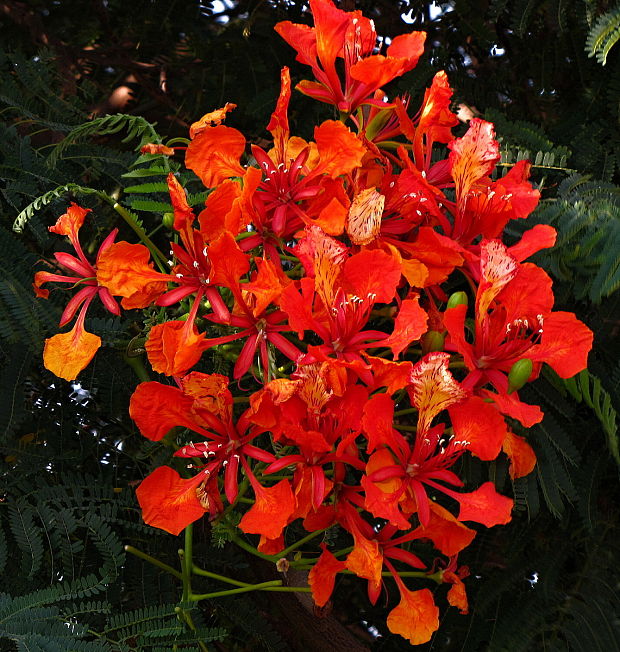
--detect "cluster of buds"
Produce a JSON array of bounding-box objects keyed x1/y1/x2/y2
[{"x1": 35, "y1": 0, "x2": 593, "y2": 645}]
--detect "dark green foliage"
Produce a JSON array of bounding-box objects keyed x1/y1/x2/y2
[
  {"x1": 521, "y1": 175, "x2": 620, "y2": 302},
  {"x1": 586, "y1": 5, "x2": 620, "y2": 65}
]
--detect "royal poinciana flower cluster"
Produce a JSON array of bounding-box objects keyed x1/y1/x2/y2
[{"x1": 34, "y1": 0, "x2": 593, "y2": 645}]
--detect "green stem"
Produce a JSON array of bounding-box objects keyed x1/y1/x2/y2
[
  {"x1": 228, "y1": 531, "x2": 277, "y2": 561},
  {"x1": 394, "y1": 407, "x2": 418, "y2": 417},
  {"x1": 125, "y1": 545, "x2": 182, "y2": 580},
  {"x1": 190, "y1": 580, "x2": 282, "y2": 600},
  {"x1": 123, "y1": 354, "x2": 150, "y2": 382},
  {"x1": 277, "y1": 528, "x2": 328, "y2": 558},
  {"x1": 180, "y1": 524, "x2": 194, "y2": 602},
  {"x1": 262, "y1": 586, "x2": 312, "y2": 592},
  {"x1": 166, "y1": 137, "x2": 190, "y2": 146},
  {"x1": 191, "y1": 565, "x2": 251, "y2": 587}
]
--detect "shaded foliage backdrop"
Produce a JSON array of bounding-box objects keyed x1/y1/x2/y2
[{"x1": 0, "y1": 1, "x2": 619, "y2": 650}]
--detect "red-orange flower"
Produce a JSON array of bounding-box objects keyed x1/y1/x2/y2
[
  {"x1": 35, "y1": 203, "x2": 121, "y2": 380},
  {"x1": 276, "y1": 0, "x2": 425, "y2": 113}
]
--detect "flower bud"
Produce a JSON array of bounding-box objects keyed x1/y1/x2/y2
[
  {"x1": 447, "y1": 291, "x2": 468, "y2": 310},
  {"x1": 421, "y1": 330, "x2": 446, "y2": 354},
  {"x1": 162, "y1": 212, "x2": 174, "y2": 229},
  {"x1": 507, "y1": 358, "x2": 533, "y2": 393}
]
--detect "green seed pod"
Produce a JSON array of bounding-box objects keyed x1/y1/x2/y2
[
  {"x1": 162, "y1": 212, "x2": 175, "y2": 229},
  {"x1": 507, "y1": 358, "x2": 533, "y2": 393},
  {"x1": 421, "y1": 330, "x2": 446, "y2": 354},
  {"x1": 447, "y1": 291, "x2": 468, "y2": 310}
]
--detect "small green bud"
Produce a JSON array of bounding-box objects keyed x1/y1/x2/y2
[
  {"x1": 421, "y1": 330, "x2": 446, "y2": 354},
  {"x1": 447, "y1": 291, "x2": 468, "y2": 310},
  {"x1": 507, "y1": 358, "x2": 533, "y2": 393},
  {"x1": 162, "y1": 212, "x2": 175, "y2": 229}
]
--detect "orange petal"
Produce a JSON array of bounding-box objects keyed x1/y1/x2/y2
[
  {"x1": 345, "y1": 524, "x2": 383, "y2": 585},
  {"x1": 308, "y1": 545, "x2": 346, "y2": 607},
  {"x1": 531, "y1": 311, "x2": 593, "y2": 379},
  {"x1": 167, "y1": 173, "x2": 195, "y2": 231},
  {"x1": 209, "y1": 231, "x2": 250, "y2": 290},
  {"x1": 33, "y1": 271, "x2": 56, "y2": 298},
  {"x1": 314, "y1": 120, "x2": 366, "y2": 179},
  {"x1": 43, "y1": 322, "x2": 100, "y2": 381},
  {"x1": 136, "y1": 466, "x2": 205, "y2": 536},
  {"x1": 480, "y1": 388, "x2": 543, "y2": 428},
  {"x1": 239, "y1": 479, "x2": 295, "y2": 539},
  {"x1": 449, "y1": 395, "x2": 508, "y2": 461},
  {"x1": 342, "y1": 248, "x2": 401, "y2": 304},
  {"x1": 365, "y1": 355, "x2": 413, "y2": 394},
  {"x1": 402, "y1": 226, "x2": 464, "y2": 286},
  {"x1": 96, "y1": 241, "x2": 166, "y2": 307},
  {"x1": 189, "y1": 102, "x2": 237, "y2": 138},
  {"x1": 412, "y1": 502, "x2": 476, "y2": 556},
  {"x1": 180, "y1": 372, "x2": 232, "y2": 422},
  {"x1": 49, "y1": 203, "x2": 90, "y2": 239},
  {"x1": 386, "y1": 586, "x2": 439, "y2": 646},
  {"x1": 257, "y1": 534, "x2": 285, "y2": 555},
  {"x1": 145, "y1": 321, "x2": 208, "y2": 376},
  {"x1": 417, "y1": 70, "x2": 459, "y2": 145},
  {"x1": 141, "y1": 143, "x2": 175, "y2": 156},
  {"x1": 311, "y1": 196, "x2": 348, "y2": 235},
  {"x1": 400, "y1": 257, "x2": 429, "y2": 287},
  {"x1": 198, "y1": 178, "x2": 241, "y2": 241},
  {"x1": 246, "y1": 258, "x2": 291, "y2": 317},
  {"x1": 502, "y1": 430, "x2": 537, "y2": 479},
  {"x1": 444, "y1": 571, "x2": 469, "y2": 614},
  {"x1": 129, "y1": 382, "x2": 195, "y2": 440},
  {"x1": 384, "y1": 295, "x2": 428, "y2": 359},
  {"x1": 456, "y1": 482, "x2": 513, "y2": 527},
  {"x1": 186, "y1": 125, "x2": 246, "y2": 187}
]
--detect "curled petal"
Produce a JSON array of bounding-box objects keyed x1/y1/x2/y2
[
  {"x1": 410, "y1": 502, "x2": 476, "y2": 557},
  {"x1": 141, "y1": 143, "x2": 175, "y2": 156},
  {"x1": 189, "y1": 102, "x2": 237, "y2": 138},
  {"x1": 444, "y1": 571, "x2": 469, "y2": 614},
  {"x1": 309, "y1": 545, "x2": 346, "y2": 607},
  {"x1": 502, "y1": 430, "x2": 537, "y2": 479},
  {"x1": 96, "y1": 241, "x2": 167, "y2": 307},
  {"x1": 49, "y1": 203, "x2": 90, "y2": 240},
  {"x1": 145, "y1": 321, "x2": 208, "y2": 377},
  {"x1": 167, "y1": 173, "x2": 195, "y2": 231}
]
